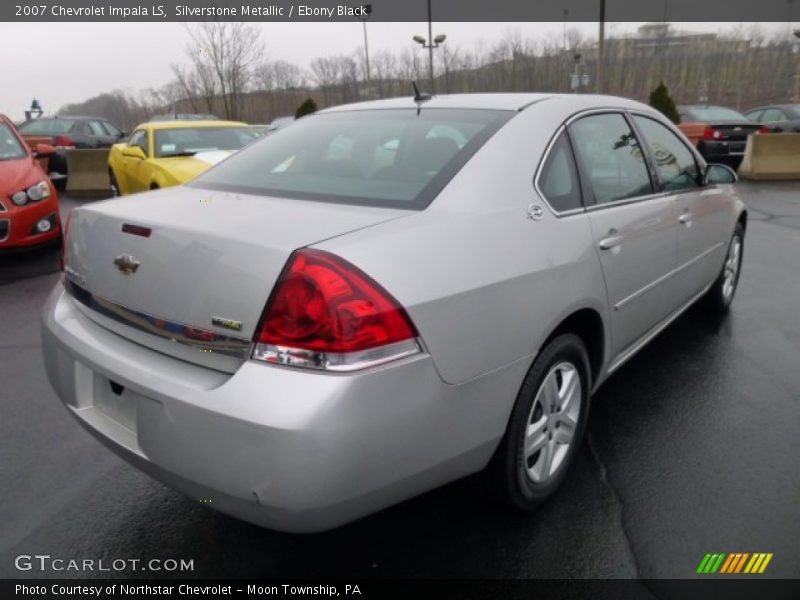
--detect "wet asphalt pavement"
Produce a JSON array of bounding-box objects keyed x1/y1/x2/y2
[{"x1": 0, "y1": 184, "x2": 798, "y2": 582}]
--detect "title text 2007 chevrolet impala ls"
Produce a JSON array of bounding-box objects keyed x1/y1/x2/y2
[{"x1": 42, "y1": 94, "x2": 745, "y2": 532}]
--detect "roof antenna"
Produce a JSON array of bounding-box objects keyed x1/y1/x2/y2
[{"x1": 412, "y1": 81, "x2": 431, "y2": 103}]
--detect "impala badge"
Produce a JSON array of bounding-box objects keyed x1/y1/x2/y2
[
  {"x1": 212, "y1": 316, "x2": 243, "y2": 332},
  {"x1": 113, "y1": 254, "x2": 140, "y2": 275}
]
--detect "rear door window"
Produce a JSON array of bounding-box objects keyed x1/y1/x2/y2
[{"x1": 569, "y1": 113, "x2": 653, "y2": 205}]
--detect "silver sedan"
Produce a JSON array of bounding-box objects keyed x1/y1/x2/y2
[{"x1": 42, "y1": 93, "x2": 746, "y2": 532}]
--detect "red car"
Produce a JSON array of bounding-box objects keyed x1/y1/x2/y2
[{"x1": 0, "y1": 114, "x2": 61, "y2": 249}]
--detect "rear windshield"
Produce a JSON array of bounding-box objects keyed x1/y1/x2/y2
[
  {"x1": 190, "y1": 108, "x2": 513, "y2": 209},
  {"x1": 683, "y1": 107, "x2": 748, "y2": 123},
  {"x1": 154, "y1": 127, "x2": 258, "y2": 157},
  {"x1": 17, "y1": 119, "x2": 75, "y2": 134},
  {"x1": 0, "y1": 124, "x2": 27, "y2": 160}
]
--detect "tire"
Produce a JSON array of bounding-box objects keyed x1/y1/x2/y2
[
  {"x1": 109, "y1": 170, "x2": 121, "y2": 197},
  {"x1": 486, "y1": 333, "x2": 591, "y2": 510},
  {"x1": 150, "y1": 183, "x2": 160, "y2": 190},
  {"x1": 703, "y1": 223, "x2": 744, "y2": 313}
]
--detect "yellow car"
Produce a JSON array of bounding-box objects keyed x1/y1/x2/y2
[{"x1": 108, "y1": 120, "x2": 258, "y2": 195}]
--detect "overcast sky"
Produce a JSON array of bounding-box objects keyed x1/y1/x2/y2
[{"x1": 0, "y1": 21, "x2": 789, "y2": 121}]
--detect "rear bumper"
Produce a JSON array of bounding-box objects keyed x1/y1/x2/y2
[
  {"x1": 41, "y1": 282, "x2": 524, "y2": 532},
  {"x1": 697, "y1": 140, "x2": 747, "y2": 163}
]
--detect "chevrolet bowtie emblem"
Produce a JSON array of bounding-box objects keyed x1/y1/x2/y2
[{"x1": 113, "y1": 254, "x2": 140, "y2": 275}]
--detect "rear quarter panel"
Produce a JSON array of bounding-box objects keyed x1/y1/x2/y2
[{"x1": 318, "y1": 101, "x2": 610, "y2": 385}]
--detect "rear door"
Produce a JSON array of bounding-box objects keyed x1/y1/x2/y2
[
  {"x1": 569, "y1": 112, "x2": 681, "y2": 359},
  {"x1": 632, "y1": 114, "x2": 730, "y2": 301}
]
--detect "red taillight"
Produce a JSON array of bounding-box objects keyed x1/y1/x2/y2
[
  {"x1": 253, "y1": 249, "x2": 420, "y2": 371},
  {"x1": 756, "y1": 126, "x2": 770, "y2": 135},
  {"x1": 702, "y1": 126, "x2": 722, "y2": 141},
  {"x1": 53, "y1": 135, "x2": 76, "y2": 149},
  {"x1": 60, "y1": 209, "x2": 73, "y2": 271}
]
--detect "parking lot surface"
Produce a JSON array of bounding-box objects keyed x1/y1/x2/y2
[{"x1": 1, "y1": 184, "x2": 798, "y2": 581}]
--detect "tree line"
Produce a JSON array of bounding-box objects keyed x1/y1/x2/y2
[{"x1": 57, "y1": 23, "x2": 800, "y2": 130}]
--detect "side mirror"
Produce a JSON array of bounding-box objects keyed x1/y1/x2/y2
[
  {"x1": 704, "y1": 163, "x2": 738, "y2": 185},
  {"x1": 34, "y1": 143, "x2": 56, "y2": 157},
  {"x1": 122, "y1": 145, "x2": 147, "y2": 160}
]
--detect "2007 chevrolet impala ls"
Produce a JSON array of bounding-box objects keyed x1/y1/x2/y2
[{"x1": 42, "y1": 93, "x2": 745, "y2": 532}]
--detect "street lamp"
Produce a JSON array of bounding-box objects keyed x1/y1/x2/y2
[
  {"x1": 412, "y1": 0, "x2": 446, "y2": 93},
  {"x1": 358, "y1": 4, "x2": 373, "y2": 97}
]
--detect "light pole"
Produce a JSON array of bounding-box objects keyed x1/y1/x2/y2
[
  {"x1": 413, "y1": 0, "x2": 446, "y2": 93},
  {"x1": 359, "y1": 4, "x2": 372, "y2": 96},
  {"x1": 794, "y1": 29, "x2": 800, "y2": 102},
  {"x1": 597, "y1": 0, "x2": 606, "y2": 94}
]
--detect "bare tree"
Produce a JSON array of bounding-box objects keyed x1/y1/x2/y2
[{"x1": 184, "y1": 22, "x2": 265, "y2": 120}]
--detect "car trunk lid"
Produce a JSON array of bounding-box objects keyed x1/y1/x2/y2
[{"x1": 64, "y1": 185, "x2": 410, "y2": 372}]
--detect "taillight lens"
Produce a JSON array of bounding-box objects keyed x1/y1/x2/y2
[
  {"x1": 756, "y1": 126, "x2": 770, "y2": 135},
  {"x1": 702, "y1": 126, "x2": 722, "y2": 140},
  {"x1": 253, "y1": 249, "x2": 421, "y2": 371},
  {"x1": 60, "y1": 209, "x2": 73, "y2": 271},
  {"x1": 53, "y1": 135, "x2": 76, "y2": 149}
]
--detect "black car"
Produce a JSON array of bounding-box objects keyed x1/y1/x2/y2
[
  {"x1": 744, "y1": 104, "x2": 800, "y2": 133},
  {"x1": 16, "y1": 116, "x2": 126, "y2": 180},
  {"x1": 678, "y1": 105, "x2": 763, "y2": 166}
]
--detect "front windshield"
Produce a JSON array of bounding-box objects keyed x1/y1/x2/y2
[
  {"x1": 154, "y1": 127, "x2": 258, "y2": 158},
  {"x1": 190, "y1": 108, "x2": 512, "y2": 209},
  {"x1": 0, "y1": 124, "x2": 27, "y2": 161}
]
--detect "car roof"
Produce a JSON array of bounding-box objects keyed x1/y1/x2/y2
[
  {"x1": 746, "y1": 104, "x2": 800, "y2": 112},
  {"x1": 319, "y1": 93, "x2": 654, "y2": 114},
  {"x1": 137, "y1": 120, "x2": 248, "y2": 131}
]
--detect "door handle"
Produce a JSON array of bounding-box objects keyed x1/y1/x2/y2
[
  {"x1": 679, "y1": 213, "x2": 692, "y2": 225},
  {"x1": 598, "y1": 235, "x2": 623, "y2": 250}
]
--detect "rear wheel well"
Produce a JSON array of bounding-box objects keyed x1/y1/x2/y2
[{"x1": 543, "y1": 309, "x2": 604, "y2": 387}]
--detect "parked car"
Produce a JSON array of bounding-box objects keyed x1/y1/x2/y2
[
  {"x1": 677, "y1": 105, "x2": 764, "y2": 166},
  {"x1": 744, "y1": 104, "x2": 800, "y2": 132},
  {"x1": 107, "y1": 120, "x2": 259, "y2": 195},
  {"x1": 16, "y1": 116, "x2": 126, "y2": 181},
  {"x1": 0, "y1": 114, "x2": 61, "y2": 249},
  {"x1": 43, "y1": 93, "x2": 746, "y2": 532}
]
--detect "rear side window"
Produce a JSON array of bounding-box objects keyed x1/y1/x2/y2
[
  {"x1": 762, "y1": 108, "x2": 788, "y2": 123},
  {"x1": 191, "y1": 109, "x2": 513, "y2": 209},
  {"x1": 569, "y1": 113, "x2": 653, "y2": 205},
  {"x1": 745, "y1": 110, "x2": 763, "y2": 122},
  {"x1": 88, "y1": 121, "x2": 107, "y2": 136},
  {"x1": 538, "y1": 132, "x2": 582, "y2": 212},
  {"x1": 633, "y1": 116, "x2": 700, "y2": 192},
  {"x1": 103, "y1": 122, "x2": 123, "y2": 137}
]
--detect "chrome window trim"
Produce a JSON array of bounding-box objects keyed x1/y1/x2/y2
[
  {"x1": 0, "y1": 218, "x2": 10, "y2": 242},
  {"x1": 584, "y1": 192, "x2": 669, "y2": 212}
]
